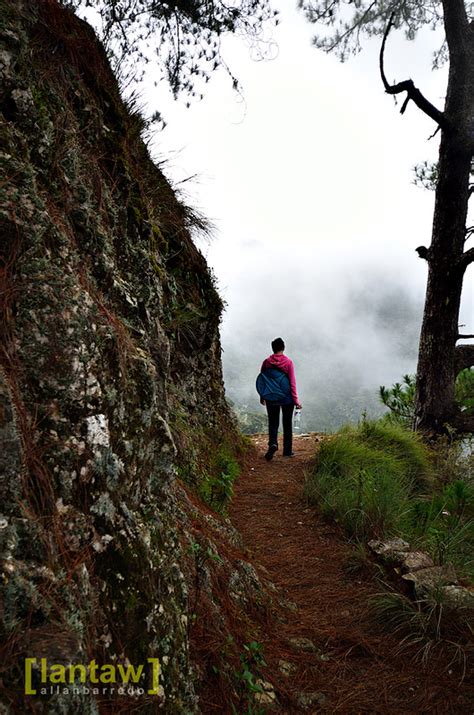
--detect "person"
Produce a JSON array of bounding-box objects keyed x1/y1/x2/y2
[{"x1": 259, "y1": 338, "x2": 302, "y2": 461}]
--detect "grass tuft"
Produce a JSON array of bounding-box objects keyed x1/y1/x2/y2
[
  {"x1": 304, "y1": 419, "x2": 429, "y2": 540},
  {"x1": 371, "y1": 588, "x2": 474, "y2": 675}
]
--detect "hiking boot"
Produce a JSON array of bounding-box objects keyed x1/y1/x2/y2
[
  {"x1": 264, "y1": 444, "x2": 278, "y2": 461},
  {"x1": 283, "y1": 452, "x2": 295, "y2": 458}
]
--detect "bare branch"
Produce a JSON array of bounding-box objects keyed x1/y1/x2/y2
[
  {"x1": 458, "y1": 247, "x2": 474, "y2": 269},
  {"x1": 428, "y1": 125, "x2": 441, "y2": 141},
  {"x1": 379, "y1": 13, "x2": 450, "y2": 131}
]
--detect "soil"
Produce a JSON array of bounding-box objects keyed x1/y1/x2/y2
[{"x1": 227, "y1": 433, "x2": 474, "y2": 714}]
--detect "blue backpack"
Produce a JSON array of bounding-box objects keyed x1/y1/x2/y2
[{"x1": 256, "y1": 368, "x2": 292, "y2": 405}]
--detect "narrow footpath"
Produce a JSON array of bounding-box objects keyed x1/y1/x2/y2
[{"x1": 228, "y1": 434, "x2": 474, "y2": 714}]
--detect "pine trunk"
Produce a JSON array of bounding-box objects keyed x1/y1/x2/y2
[
  {"x1": 414, "y1": 18, "x2": 474, "y2": 435},
  {"x1": 414, "y1": 138, "x2": 470, "y2": 433}
]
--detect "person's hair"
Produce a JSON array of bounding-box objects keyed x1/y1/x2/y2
[{"x1": 271, "y1": 337, "x2": 285, "y2": 353}]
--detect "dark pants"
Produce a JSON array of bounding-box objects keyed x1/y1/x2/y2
[{"x1": 266, "y1": 402, "x2": 294, "y2": 455}]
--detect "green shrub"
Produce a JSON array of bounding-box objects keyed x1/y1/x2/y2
[
  {"x1": 408, "y1": 480, "x2": 474, "y2": 580},
  {"x1": 199, "y1": 446, "x2": 240, "y2": 514},
  {"x1": 379, "y1": 374, "x2": 415, "y2": 427},
  {"x1": 456, "y1": 369, "x2": 474, "y2": 412}
]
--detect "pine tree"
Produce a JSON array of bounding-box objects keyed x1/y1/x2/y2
[{"x1": 300, "y1": 0, "x2": 474, "y2": 435}]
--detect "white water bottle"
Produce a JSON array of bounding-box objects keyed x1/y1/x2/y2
[{"x1": 294, "y1": 408, "x2": 302, "y2": 431}]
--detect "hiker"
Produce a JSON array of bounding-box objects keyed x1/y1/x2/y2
[{"x1": 257, "y1": 337, "x2": 302, "y2": 461}]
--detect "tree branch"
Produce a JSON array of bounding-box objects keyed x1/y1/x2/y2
[
  {"x1": 458, "y1": 334, "x2": 474, "y2": 339},
  {"x1": 379, "y1": 13, "x2": 450, "y2": 131},
  {"x1": 458, "y1": 247, "x2": 474, "y2": 269},
  {"x1": 455, "y1": 344, "x2": 474, "y2": 373}
]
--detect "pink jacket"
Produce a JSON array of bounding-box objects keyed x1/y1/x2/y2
[{"x1": 260, "y1": 353, "x2": 300, "y2": 405}]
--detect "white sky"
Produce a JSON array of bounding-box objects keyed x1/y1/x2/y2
[{"x1": 82, "y1": 2, "x2": 473, "y2": 426}]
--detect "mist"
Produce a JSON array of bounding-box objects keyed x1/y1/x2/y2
[{"x1": 218, "y1": 241, "x2": 425, "y2": 431}]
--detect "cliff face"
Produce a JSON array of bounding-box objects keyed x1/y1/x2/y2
[{"x1": 0, "y1": 2, "x2": 262, "y2": 712}]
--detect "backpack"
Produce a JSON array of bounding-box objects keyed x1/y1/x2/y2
[{"x1": 256, "y1": 368, "x2": 292, "y2": 405}]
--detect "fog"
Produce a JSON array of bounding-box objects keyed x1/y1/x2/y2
[
  {"x1": 218, "y1": 245, "x2": 425, "y2": 430},
  {"x1": 80, "y1": 1, "x2": 473, "y2": 431}
]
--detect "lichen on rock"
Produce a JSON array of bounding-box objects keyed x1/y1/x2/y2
[{"x1": 0, "y1": 1, "x2": 256, "y2": 712}]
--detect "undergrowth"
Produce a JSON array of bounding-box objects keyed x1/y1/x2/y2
[
  {"x1": 199, "y1": 446, "x2": 241, "y2": 514},
  {"x1": 305, "y1": 419, "x2": 474, "y2": 579},
  {"x1": 306, "y1": 417, "x2": 474, "y2": 671},
  {"x1": 304, "y1": 418, "x2": 428, "y2": 540},
  {"x1": 371, "y1": 588, "x2": 474, "y2": 677},
  {"x1": 231, "y1": 641, "x2": 268, "y2": 715}
]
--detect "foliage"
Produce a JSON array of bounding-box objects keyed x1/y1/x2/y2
[
  {"x1": 308, "y1": 419, "x2": 474, "y2": 580},
  {"x1": 379, "y1": 374, "x2": 416, "y2": 426},
  {"x1": 188, "y1": 538, "x2": 223, "y2": 566},
  {"x1": 232, "y1": 641, "x2": 267, "y2": 715},
  {"x1": 413, "y1": 160, "x2": 439, "y2": 190},
  {"x1": 66, "y1": 0, "x2": 279, "y2": 99},
  {"x1": 356, "y1": 418, "x2": 432, "y2": 486},
  {"x1": 298, "y1": 1, "x2": 446, "y2": 61},
  {"x1": 456, "y1": 369, "x2": 474, "y2": 413},
  {"x1": 199, "y1": 445, "x2": 240, "y2": 513},
  {"x1": 408, "y1": 478, "x2": 474, "y2": 580}
]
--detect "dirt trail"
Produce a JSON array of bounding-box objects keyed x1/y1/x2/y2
[{"x1": 228, "y1": 434, "x2": 474, "y2": 714}]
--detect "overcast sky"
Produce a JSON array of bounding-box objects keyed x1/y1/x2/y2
[{"x1": 83, "y1": 1, "x2": 473, "y2": 428}]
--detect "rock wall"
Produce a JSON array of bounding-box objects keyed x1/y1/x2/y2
[{"x1": 0, "y1": 2, "x2": 260, "y2": 712}]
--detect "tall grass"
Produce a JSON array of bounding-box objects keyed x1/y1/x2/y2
[
  {"x1": 304, "y1": 419, "x2": 428, "y2": 540},
  {"x1": 308, "y1": 418, "x2": 474, "y2": 671},
  {"x1": 408, "y1": 480, "x2": 474, "y2": 580},
  {"x1": 371, "y1": 589, "x2": 474, "y2": 673},
  {"x1": 305, "y1": 419, "x2": 474, "y2": 578},
  {"x1": 354, "y1": 419, "x2": 432, "y2": 489}
]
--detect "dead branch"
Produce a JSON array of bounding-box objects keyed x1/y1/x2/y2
[
  {"x1": 459, "y1": 246, "x2": 474, "y2": 269},
  {"x1": 379, "y1": 13, "x2": 450, "y2": 131}
]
